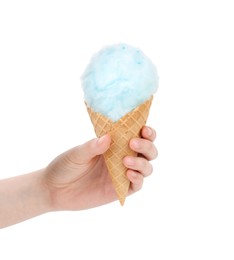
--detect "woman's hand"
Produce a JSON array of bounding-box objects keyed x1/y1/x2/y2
[{"x1": 45, "y1": 126, "x2": 157, "y2": 211}]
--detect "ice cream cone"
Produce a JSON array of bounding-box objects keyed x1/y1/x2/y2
[{"x1": 86, "y1": 96, "x2": 153, "y2": 205}]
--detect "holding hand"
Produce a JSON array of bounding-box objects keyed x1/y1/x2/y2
[
  {"x1": 45, "y1": 126, "x2": 157, "y2": 211},
  {"x1": 0, "y1": 126, "x2": 157, "y2": 228}
]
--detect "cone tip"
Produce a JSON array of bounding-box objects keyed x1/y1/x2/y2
[{"x1": 119, "y1": 197, "x2": 126, "y2": 206}]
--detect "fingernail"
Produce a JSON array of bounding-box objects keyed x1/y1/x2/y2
[
  {"x1": 97, "y1": 135, "x2": 106, "y2": 144},
  {"x1": 132, "y1": 140, "x2": 140, "y2": 149},
  {"x1": 126, "y1": 157, "x2": 134, "y2": 166},
  {"x1": 146, "y1": 127, "x2": 152, "y2": 136}
]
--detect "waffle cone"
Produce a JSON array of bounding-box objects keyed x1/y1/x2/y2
[{"x1": 86, "y1": 96, "x2": 153, "y2": 205}]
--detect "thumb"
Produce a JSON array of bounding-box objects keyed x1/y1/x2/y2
[{"x1": 69, "y1": 134, "x2": 111, "y2": 163}]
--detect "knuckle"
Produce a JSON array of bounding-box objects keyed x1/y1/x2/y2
[
  {"x1": 148, "y1": 164, "x2": 153, "y2": 176},
  {"x1": 135, "y1": 181, "x2": 143, "y2": 192},
  {"x1": 139, "y1": 139, "x2": 151, "y2": 154},
  {"x1": 141, "y1": 158, "x2": 148, "y2": 169},
  {"x1": 133, "y1": 174, "x2": 143, "y2": 190},
  {"x1": 152, "y1": 146, "x2": 158, "y2": 160},
  {"x1": 146, "y1": 139, "x2": 153, "y2": 150},
  {"x1": 144, "y1": 163, "x2": 153, "y2": 177},
  {"x1": 148, "y1": 144, "x2": 158, "y2": 161}
]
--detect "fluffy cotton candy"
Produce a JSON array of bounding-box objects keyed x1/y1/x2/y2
[{"x1": 81, "y1": 43, "x2": 159, "y2": 122}]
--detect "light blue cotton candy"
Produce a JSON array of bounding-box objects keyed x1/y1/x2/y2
[{"x1": 81, "y1": 43, "x2": 159, "y2": 122}]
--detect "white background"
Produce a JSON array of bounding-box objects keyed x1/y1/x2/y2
[{"x1": 0, "y1": 0, "x2": 234, "y2": 259}]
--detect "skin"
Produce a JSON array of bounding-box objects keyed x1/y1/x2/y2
[{"x1": 0, "y1": 126, "x2": 157, "y2": 229}]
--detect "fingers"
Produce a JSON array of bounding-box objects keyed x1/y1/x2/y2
[
  {"x1": 127, "y1": 170, "x2": 144, "y2": 192},
  {"x1": 129, "y1": 126, "x2": 157, "y2": 161},
  {"x1": 68, "y1": 134, "x2": 111, "y2": 163},
  {"x1": 125, "y1": 126, "x2": 157, "y2": 194},
  {"x1": 141, "y1": 126, "x2": 156, "y2": 142},
  {"x1": 129, "y1": 138, "x2": 158, "y2": 161},
  {"x1": 123, "y1": 147, "x2": 154, "y2": 193},
  {"x1": 123, "y1": 156, "x2": 153, "y2": 178}
]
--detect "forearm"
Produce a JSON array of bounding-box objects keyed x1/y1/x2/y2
[{"x1": 0, "y1": 169, "x2": 51, "y2": 228}]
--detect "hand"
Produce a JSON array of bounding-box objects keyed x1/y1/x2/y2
[{"x1": 44, "y1": 126, "x2": 157, "y2": 211}]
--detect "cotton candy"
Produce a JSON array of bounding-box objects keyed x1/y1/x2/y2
[{"x1": 81, "y1": 43, "x2": 159, "y2": 122}]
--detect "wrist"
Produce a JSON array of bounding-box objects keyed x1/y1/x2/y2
[{"x1": 37, "y1": 169, "x2": 54, "y2": 213}]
